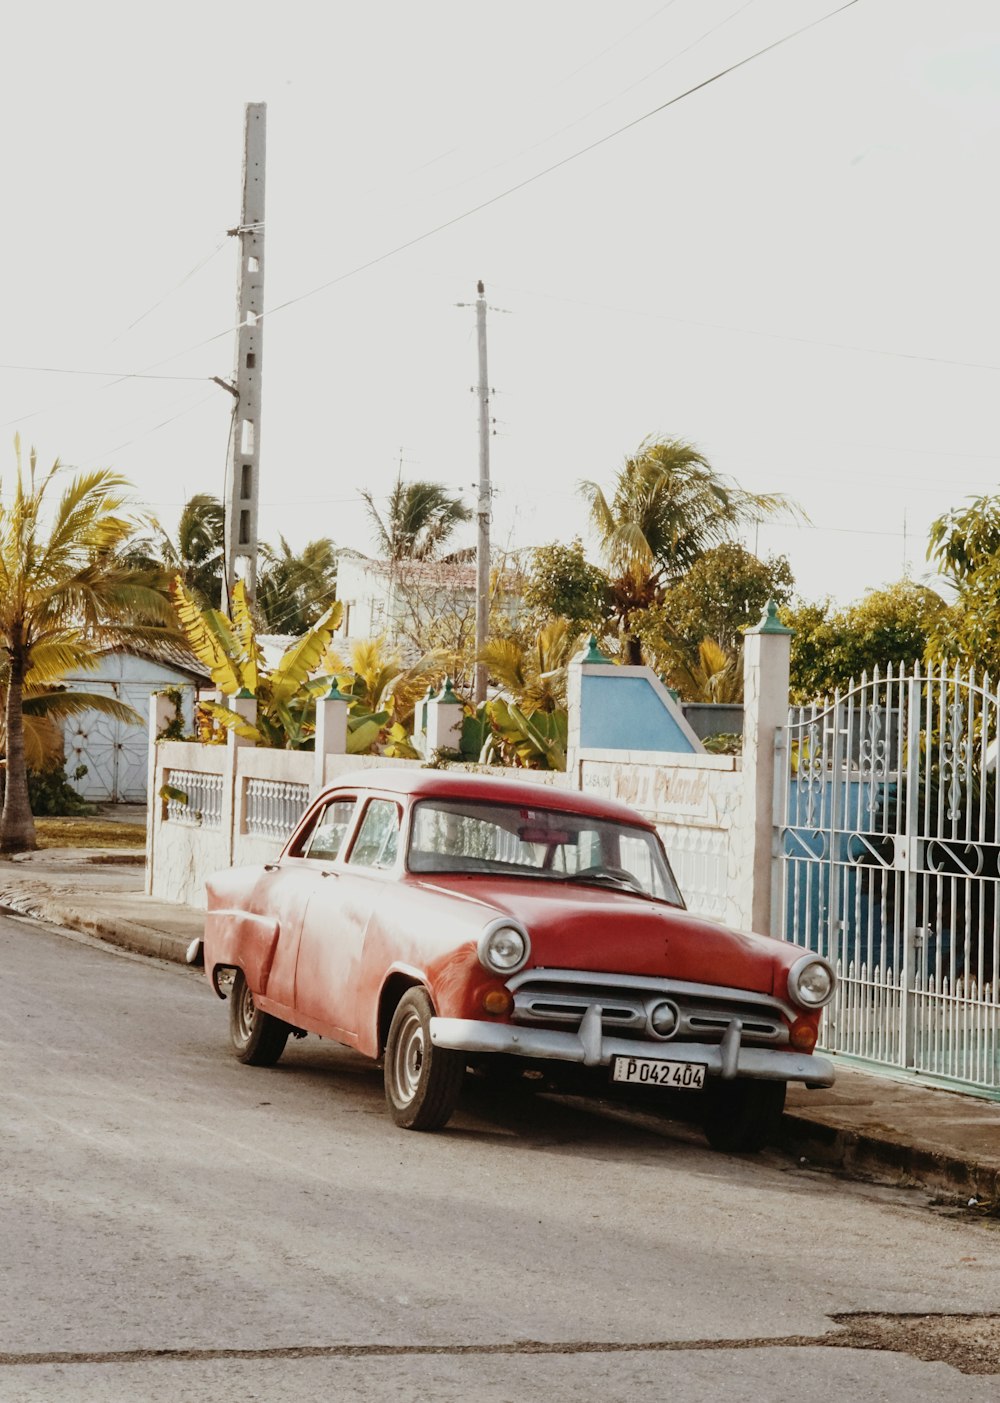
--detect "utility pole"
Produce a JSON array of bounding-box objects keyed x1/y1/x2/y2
[
  {"x1": 223, "y1": 101, "x2": 266, "y2": 606},
  {"x1": 474, "y1": 280, "x2": 490, "y2": 704}
]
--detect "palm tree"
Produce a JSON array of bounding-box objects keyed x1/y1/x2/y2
[
  {"x1": 580, "y1": 437, "x2": 796, "y2": 663},
  {"x1": 361, "y1": 478, "x2": 471, "y2": 562},
  {"x1": 478, "y1": 618, "x2": 575, "y2": 714},
  {"x1": 0, "y1": 443, "x2": 175, "y2": 852},
  {"x1": 126, "y1": 493, "x2": 226, "y2": 607},
  {"x1": 256, "y1": 534, "x2": 339, "y2": 634}
]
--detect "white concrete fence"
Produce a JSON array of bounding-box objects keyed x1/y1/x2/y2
[{"x1": 147, "y1": 613, "x2": 791, "y2": 931}]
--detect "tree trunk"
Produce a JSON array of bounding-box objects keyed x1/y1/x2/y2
[
  {"x1": 1, "y1": 635, "x2": 37, "y2": 853},
  {"x1": 624, "y1": 634, "x2": 644, "y2": 667}
]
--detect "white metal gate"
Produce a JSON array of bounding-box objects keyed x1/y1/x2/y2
[{"x1": 776, "y1": 662, "x2": 1000, "y2": 1095}]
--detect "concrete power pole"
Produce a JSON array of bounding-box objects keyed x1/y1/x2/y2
[
  {"x1": 474, "y1": 280, "x2": 491, "y2": 704},
  {"x1": 223, "y1": 102, "x2": 266, "y2": 606}
]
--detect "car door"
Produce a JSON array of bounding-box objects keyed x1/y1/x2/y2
[
  {"x1": 248, "y1": 795, "x2": 359, "y2": 1021},
  {"x1": 292, "y1": 795, "x2": 403, "y2": 1043}
]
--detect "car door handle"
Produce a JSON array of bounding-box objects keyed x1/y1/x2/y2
[
  {"x1": 264, "y1": 863, "x2": 280, "y2": 872},
  {"x1": 320, "y1": 869, "x2": 338, "y2": 878}
]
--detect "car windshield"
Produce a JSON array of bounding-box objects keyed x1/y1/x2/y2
[{"x1": 407, "y1": 797, "x2": 683, "y2": 905}]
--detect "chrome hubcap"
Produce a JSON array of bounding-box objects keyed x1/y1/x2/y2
[
  {"x1": 390, "y1": 1007, "x2": 425, "y2": 1105},
  {"x1": 235, "y1": 979, "x2": 256, "y2": 1045}
]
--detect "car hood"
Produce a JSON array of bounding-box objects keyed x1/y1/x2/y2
[{"x1": 413, "y1": 874, "x2": 789, "y2": 998}]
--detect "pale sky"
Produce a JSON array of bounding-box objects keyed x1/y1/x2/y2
[{"x1": 2, "y1": 0, "x2": 998, "y2": 612}]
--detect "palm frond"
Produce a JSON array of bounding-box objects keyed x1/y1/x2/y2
[{"x1": 22, "y1": 690, "x2": 144, "y2": 727}]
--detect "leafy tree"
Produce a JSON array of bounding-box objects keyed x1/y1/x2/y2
[
  {"x1": 523, "y1": 539, "x2": 611, "y2": 633},
  {"x1": 0, "y1": 444, "x2": 174, "y2": 852},
  {"x1": 361, "y1": 478, "x2": 471, "y2": 562},
  {"x1": 256, "y1": 534, "x2": 339, "y2": 634},
  {"x1": 926, "y1": 495, "x2": 1000, "y2": 675},
  {"x1": 656, "y1": 544, "x2": 794, "y2": 655},
  {"x1": 783, "y1": 580, "x2": 948, "y2": 701},
  {"x1": 580, "y1": 437, "x2": 795, "y2": 663}
]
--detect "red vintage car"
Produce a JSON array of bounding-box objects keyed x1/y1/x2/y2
[{"x1": 200, "y1": 769, "x2": 835, "y2": 1152}]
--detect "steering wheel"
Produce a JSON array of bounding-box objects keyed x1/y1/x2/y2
[{"x1": 576, "y1": 864, "x2": 643, "y2": 893}]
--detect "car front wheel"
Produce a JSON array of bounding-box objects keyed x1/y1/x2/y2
[
  {"x1": 384, "y1": 988, "x2": 465, "y2": 1131},
  {"x1": 701, "y1": 1077, "x2": 786, "y2": 1153},
  {"x1": 229, "y1": 969, "x2": 291, "y2": 1067}
]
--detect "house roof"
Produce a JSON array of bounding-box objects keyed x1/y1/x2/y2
[
  {"x1": 97, "y1": 639, "x2": 212, "y2": 681},
  {"x1": 340, "y1": 556, "x2": 522, "y2": 591}
]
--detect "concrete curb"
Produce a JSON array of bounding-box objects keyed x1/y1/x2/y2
[
  {"x1": 778, "y1": 1112, "x2": 1000, "y2": 1201},
  {"x1": 0, "y1": 891, "x2": 193, "y2": 964}
]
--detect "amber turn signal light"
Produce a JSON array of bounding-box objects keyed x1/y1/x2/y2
[
  {"x1": 789, "y1": 1018, "x2": 818, "y2": 1051},
  {"x1": 482, "y1": 988, "x2": 514, "y2": 1015}
]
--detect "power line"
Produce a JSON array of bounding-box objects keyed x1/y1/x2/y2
[
  {"x1": 143, "y1": 0, "x2": 859, "y2": 371},
  {"x1": 104, "y1": 239, "x2": 228, "y2": 347},
  {"x1": 556, "y1": 2, "x2": 682, "y2": 85},
  {"x1": 99, "y1": 391, "x2": 219, "y2": 458},
  {"x1": 0, "y1": 3, "x2": 858, "y2": 455},
  {"x1": 432, "y1": 0, "x2": 757, "y2": 201},
  {"x1": 0, "y1": 363, "x2": 211, "y2": 382},
  {"x1": 488, "y1": 281, "x2": 1000, "y2": 375},
  {"x1": 0, "y1": 235, "x2": 230, "y2": 429}
]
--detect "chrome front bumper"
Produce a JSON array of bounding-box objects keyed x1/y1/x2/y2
[{"x1": 430, "y1": 1005, "x2": 834, "y2": 1087}]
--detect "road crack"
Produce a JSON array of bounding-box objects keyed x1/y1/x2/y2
[{"x1": 1, "y1": 1314, "x2": 998, "y2": 1375}]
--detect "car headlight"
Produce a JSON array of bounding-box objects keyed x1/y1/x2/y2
[
  {"x1": 477, "y1": 919, "x2": 531, "y2": 976},
  {"x1": 787, "y1": 954, "x2": 835, "y2": 1009}
]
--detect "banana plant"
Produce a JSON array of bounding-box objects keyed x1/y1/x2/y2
[
  {"x1": 460, "y1": 698, "x2": 567, "y2": 771},
  {"x1": 170, "y1": 577, "x2": 343, "y2": 749}
]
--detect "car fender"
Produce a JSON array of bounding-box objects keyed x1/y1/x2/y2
[{"x1": 205, "y1": 908, "x2": 280, "y2": 999}]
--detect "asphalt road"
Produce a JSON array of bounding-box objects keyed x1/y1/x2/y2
[{"x1": 3, "y1": 913, "x2": 999, "y2": 1402}]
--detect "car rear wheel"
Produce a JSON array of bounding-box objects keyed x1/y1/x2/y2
[
  {"x1": 701, "y1": 1077, "x2": 786, "y2": 1153},
  {"x1": 384, "y1": 988, "x2": 465, "y2": 1131},
  {"x1": 229, "y1": 969, "x2": 291, "y2": 1067}
]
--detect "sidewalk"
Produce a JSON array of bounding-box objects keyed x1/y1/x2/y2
[{"x1": 2, "y1": 845, "x2": 997, "y2": 1202}]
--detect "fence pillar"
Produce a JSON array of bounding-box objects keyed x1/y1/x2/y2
[
  {"x1": 739, "y1": 602, "x2": 793, "y2": 935},
  {"x1": 223, "y1": 690, "x2": 258, "y2": 865},
  {"x1": 145, "y1": 692, "x2": 177, "y2": 896},
  {"x1": 314, "y1": 682, "x2": 349, "y2": 794},
  {"x1": 426, "y1": 677, "x2": 464, "y2": 756}
]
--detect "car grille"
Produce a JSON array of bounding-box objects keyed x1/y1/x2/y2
[{"x1": 509, "y1": 970, "x2": 788, "y2": 1046}]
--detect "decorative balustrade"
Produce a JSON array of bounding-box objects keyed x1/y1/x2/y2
[
  {"x1": 163, "y1": 769, "x2": 224, "y2": 829},
  {"x1": 245, "y1": 778, "x2": 311, "y2": 842}
]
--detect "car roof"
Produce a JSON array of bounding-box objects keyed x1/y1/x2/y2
[{"x1": 320, "y1": 767, "x2": 656, "y2": 829}]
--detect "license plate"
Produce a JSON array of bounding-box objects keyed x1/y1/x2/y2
[{"x1": 611, "y1": 1056, "x2": 706, "y2": 1090}]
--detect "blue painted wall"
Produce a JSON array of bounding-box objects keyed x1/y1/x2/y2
[{"x1": 580, "y1": 674, "x2": 698, "y2": 753}]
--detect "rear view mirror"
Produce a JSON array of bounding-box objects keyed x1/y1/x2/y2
[{"x1": 518, "y1": 827, "x2": 577, "y2": 845}]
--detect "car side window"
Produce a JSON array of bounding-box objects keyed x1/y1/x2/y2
[
  {"x1": 304, "y1": 799, "x2": 356, "y2": 862},
  {"x1": 347, "y1": 799, "x2": 400, "y2": 869}
]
